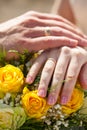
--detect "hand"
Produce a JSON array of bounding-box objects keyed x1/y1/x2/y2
[
  {"x1": 79, "y1": 63, "x2": 87, "y2": 90},
  {"x1": 26, "y1": 46, "x2": 87, "y2": 105},
  {"x1": 0, "y1": 11, "x2": 87, "y2": 59}
]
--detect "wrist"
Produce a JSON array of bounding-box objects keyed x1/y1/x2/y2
[
  {"x1": 0, "y1": 31, "x2": 18, "y2": 60},
  {"x1": 0, "y1": 29, "x2": 7, "y2": 48}
]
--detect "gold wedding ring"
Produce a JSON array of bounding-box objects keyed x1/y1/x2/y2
[{"x1": 44, "y1": 27, "x2": 51, "y2": 36}]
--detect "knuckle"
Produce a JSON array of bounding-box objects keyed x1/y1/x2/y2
[
  {"x1": 29, "y1": 70, "x2": 35, "y2": 76},
  {"x1": 72, "y1": 48, "x2": 87, "y2": 62},
  {"x1": 53, "y1": 27, "x2": 63, "y2": 35},
  {"x1": 43, "y1": 66, "x2": 52, "y2": 73},
  {"x1": 67, "y1": 67, "x2": 79, "y2": 80},
  {"x1": 67, "y1": 73, "x2": 76, "y2": 80},
  {"x1": 61, "y1": 46, "x2": 70, "y2": 55},
  {"x1": 23, "y1": 28, "x2": 33, "y2": 36},
  {"x1": 73, "y1": 50, "x2": 80, "y2": 56},
  {"x1": 20, "y1": 37, "x2": 32, "y2": 44},
  {"x1": 29, "y1": 10, "x2": 36, "y2": 15},
  {"x1": 48, "y1": 58, "x2": 56, "y2": 65},
  {"x1": 28, "y1": 17, "x2": 37, "y2": 23},
  {"x1": 54, "y1": 71, "x2": 63, "y2": 79},
  {"x1": 25, "y1": 10, "x2": 36, "y2": 16},
  {"x1": 72, "y1": 49, "x2": 83, "y2": 59}
]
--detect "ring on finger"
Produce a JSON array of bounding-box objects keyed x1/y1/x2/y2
[{"x1": 44, "y1": 27, "x2": 51, "y2": 36}]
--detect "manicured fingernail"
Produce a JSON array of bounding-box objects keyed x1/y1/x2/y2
[
  {"x1": 47, "y1": 96, "x2": 55, "y2": 105},
  {"x1": 61, "y1": 96, "x2": 68, "y2": 105},
  {"x1": 38, "y1": 89, "x2": 46, "y2": 97},
  {"x1": 26, "y1": 76, "x2": 33, "y2": 84}
]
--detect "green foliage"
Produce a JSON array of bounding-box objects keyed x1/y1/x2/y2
[
  {"x1": 0, "y1": 46, "x2": 6, "y2": 66},
  {"x1": 18, "y1": 119, "x2": 46, "y2": 130},
  {"x1": 0, "y1": 49, "x2": 87, "y2": 130}
]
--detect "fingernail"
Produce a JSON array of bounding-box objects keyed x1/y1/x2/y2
[
  {"x1": 47, "y1": 96, "x2": 55, "y2": 105},
  {"x1": 26, "y1": 76, "x2": 33, "y2": 84},
  {"x1": 61, "y1": 96, "x2": 68, "y2": 105},
  {"x1": 38, "y1": 89, "x2": 46, "y2": 97}
]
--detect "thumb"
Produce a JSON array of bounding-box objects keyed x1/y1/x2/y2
[{"x1": 79, "y1": 63, "x2": 87, "y2": 90}]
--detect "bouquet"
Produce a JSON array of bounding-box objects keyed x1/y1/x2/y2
[{"x1": 0, "y1": 50, "x2": 87, "y2": 130}]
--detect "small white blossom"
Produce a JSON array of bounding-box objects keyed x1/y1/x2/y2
[
  {"x1": 80, "y1": 120, "x2": 83, "y2": 126},
  {"x1": 56, "y1": 120, "x2": 62, "y2": 126},
  {"x1": 62, "y1": 120, "x2": 69, "y2": 127},
  {"x1": 41, "y1": 116, "x2": 46, "y2": 119},
  {"x1": 53, "y1": 125, "x2": 59, "y2": 130},
  {"x1": 5, "y1": 93, "x2": 11, "y2": 99},
  {"x1": 64, "y1": 123, "x2": 69, "y2": 127},
  {"x1": 56, "y1": 110, "x2": 62, "y2": 115},
  {"x1": 48, "y1": 108, "x2": 52, "y2": 113},
  {"x1": 45, "y1": 119, "x2": 51, "y2": 125},
  {"x1": 0, "y1": 99, "x2": 3, "y2": 104},
  {"x1": 54, "y1": 104, "x2": 61, "y2": 110},
  {"x1": 60, "y1": 114, "x2": 65, "y2": 119}
]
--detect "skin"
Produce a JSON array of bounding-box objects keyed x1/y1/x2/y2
[
  {"x1": 26, "y1": 46, "x2": 87, "y2": 105},
  {"x1": 53, "y1": 0, "x2": 87, "y2": 93},
  {"x1": 0, "y1": 11, "x2": 87, "y2": 60},
  {"x1": 0, "y1": 8, "x2": 87, "y2": 105},
  {"x1": 26, "y1": 1, "x2": 87, "y2": 105}
]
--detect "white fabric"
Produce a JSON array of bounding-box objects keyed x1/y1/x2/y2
[{"x1": 70, "y1": 0, "x2": 87, "y2": 34}]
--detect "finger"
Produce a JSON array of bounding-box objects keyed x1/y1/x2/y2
[
  {"x1": 28, "y1": 11, "x2": 74, "y2": 26},
  {"x1": 26, "y1": 51, "x2": 47, "y2": 84},
  {"x1": 14, "y1": 36, "x2": 77, "y2": 53},
  {"x1": 29, "y1": 36, "x2": 77, "y2": 51},
  {"x1": 23, "y1": 27, "x2": 87, "y2": 46},
  {"x1": 28, "y1": 11, "x2": 85, "y2": 37},
  {"x1": 60, "y1": 55, "x2": 82, "y2": 105},
  {"x1": 23, "y1": 26, "x2": 75, "y2": 38},
  {"x1": 38, "y1": 49, "x2": 58, "y2": 98},
  {"x1": 79, "y1": 63, "x2": 87, "y2": 90},
  {"x1": 23, "y1": 17, "x2": 84, "y2": 38},
  {"x1": 47, "y1": 47, "x2": 70, "y2": 105}
]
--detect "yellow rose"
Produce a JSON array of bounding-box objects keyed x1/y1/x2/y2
[
  {"x1": 62, "y1": 88, "x2": 84, "y2": 115},
  {"x1": 0, "y1": 64, "x2": 24, "y2": 93},
  {"x1": 22, "y1": 87, "x2": 50, "y2": 118}
]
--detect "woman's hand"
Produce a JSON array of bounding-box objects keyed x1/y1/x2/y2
[
  {"x1": 26, "y1": 46, "x2": 87, "y2": 105},
  {"x1": 79, "y1": 63, "x2": 87, "y2": 90},
  {"x1": 0, "y1": 11, "x2": 87, "y2": 59}
]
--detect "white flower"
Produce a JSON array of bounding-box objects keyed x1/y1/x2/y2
[
  {"x1": 54, "y1": 104, "x2": 61, "y2": 110},
  {"x1": 53, "y1": 125, "x2": 59, "y2": 130},
  {"x1": 56, "y1": 121, "x2": 62, "y2": 126},
  {"x1": 45, "y1": 119, "x2": 51, "y2": 125}
]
